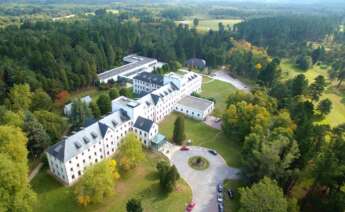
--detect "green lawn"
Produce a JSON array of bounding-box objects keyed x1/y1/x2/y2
[
  {"x1": 176, "y1": 19, "x2": 242, "y2": 32},
  {"x1": 159, "y1": 113, "x2": 242, "y2": 168},
  {"x1": 281, "y1": 59, "x2": 345, "y2": 126},
  {"x1": 201, "y1": 77, "x2": 237, "y2": 117},
  {"x1": 31, "y1": 151, "x2": 191, "y2": 212}
]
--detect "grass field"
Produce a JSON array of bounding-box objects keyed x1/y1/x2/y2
[
  {"x1": 176, "y1": 19, "x2": 242, "y2": 32},
  {"x1": 159, "y1": 113, "x2": 242, "y2": 168},
  {"x1": 201, "y1": 77, "x2": 237, "y2": 117},
  {"x1": 281, "y1": 59, "x2": 345, "y2": 126},
  {"x1": 31, "y1": 151, "x2": 191, "y2": 212}
]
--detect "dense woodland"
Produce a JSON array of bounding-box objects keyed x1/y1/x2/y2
[{"x1": 0, "y1": 1, "x2": 344, "y2": 212}]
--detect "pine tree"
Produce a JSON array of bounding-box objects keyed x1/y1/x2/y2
[{"x1": 173, "y1": 116, "x2": 186, "y2": 145}]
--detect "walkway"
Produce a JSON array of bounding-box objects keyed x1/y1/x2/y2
[
  {"x1": 164, "y1": 145, "x2": 240, "y2": 212},
  {"x1": 210, "y1": 70, "x2": 250, "y2": 92}
]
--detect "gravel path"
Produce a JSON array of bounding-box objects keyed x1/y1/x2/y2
[{"x1": 170, "y1": 146, "x2": 240, "y2": 212}]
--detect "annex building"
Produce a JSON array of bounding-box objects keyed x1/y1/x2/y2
[{"x1": 47, "y1": 56, "x2": 214, "y2": 185}]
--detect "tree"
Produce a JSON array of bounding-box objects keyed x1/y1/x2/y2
[
  {"x1": 258, "y1": 58, "x2": 281, "y2": 86},
  {"x1": 70, "y1": 100, "x2": 93, "y2": 128},
  {"x1": 296, "y1": 55, "x2": 312, "y2": 70},
  {"x1": 0, "y1": 126, "x2": 37, "y2": 211},
  {"x1": 173, "y1": 115, "x2": 186, "y2": 145},
  {"x1": 309, "y1": 75, "x2": 326, "y2": 101},
  {"x1": 8, "y1": 83, "x2": 32, "y2": 111},
  {"x1": 126, "y1": 198, "x2": 143, "y2": 212},
  {"x1": 109, "y1": 88, "x2": 119, "y2": 100},
  {"x1": 97, "y1": 94, "x2": 111, "y2": 115},
  {"x1": 239, "y1": 177, "x2": 288, "y2": 212},
  {"x1": 317, "y1": 99, "x2": 332, "y2": 116},
  {"x1": 33, "y1": 110, "x2": 68, "y2": 141},
  {"x1": 74, "y1": 159, "x2": 120, "y2": 206},
  {"x1": 23, "y1": 112, "x2": 50, "y2": 158},
  {"x1": 119, "y1": 88, "x2": 131, "y2": 98},
  {"x1": 55, "y1": 90, "x2": 70, "y2": 107},
  {"x1": 31, "y1": 89, "x2": 53, "y2": 111},
  {"x1": 156, "y1": 161, "x2": 180, "y2": 193},
  {"x1": 118, "y1": 133, "x2": 145, "y2": 171},
  {"x1": 290, "y1": 74, "x2": 308, "y2": 96},
  {"x1": 1, "y1": 110, "x2": 24, "y2": 128},
  {"x1": 193, "y1": 18, "x2": 199, "y2": 28},
  {"x1": 89, "y1": 102, "x2": 101, "y2": 119}
]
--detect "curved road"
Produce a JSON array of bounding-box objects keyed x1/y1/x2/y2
[{"x1": 170, "y1": 146, "x2": 240, "y2": 212}]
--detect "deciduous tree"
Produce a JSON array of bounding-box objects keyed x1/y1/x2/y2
[
  {"x1": 239, "y1": 177, "x2": 288, "y2": 212},
  {"x1": 118, "y1": 133, "x2": 145, "y2": 171},
  {"x1": 126, "y1": 198, "x2": 143, "y2": 212},
  {"x1": 97, "y1": 94, "x2": 111, "y2": 115},
  {"x1": 8, "y1": 84, "x2": 32, "y2": 111}
]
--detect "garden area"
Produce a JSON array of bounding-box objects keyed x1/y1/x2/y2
[
  {"x1": 280, "y1": 59, "x2": 345, "y2": 126},
  {"x1": 31, "y1": 151, "x2": 191, "y2": 212}
]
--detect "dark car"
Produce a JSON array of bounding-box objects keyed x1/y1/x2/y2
[
  {"x1": 227, "y1": 188, "x2": 234, "y2": 199},
  {"x1": 208, "y1": 149, "x2": 218, "y2": 155},
  {"x1": 217, "y1": 183, "x2": 223, "y2": 193},
  {"x1": 218, "y1": 203, "x2": 224, "y2": 212}
]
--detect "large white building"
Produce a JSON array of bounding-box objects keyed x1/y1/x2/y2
[
  {"x1": 47, "y1": 58, "x2": 213, "y2": 185},
  {"x1": 97, "y1": 54, "x2": 164, "y2": 83}
]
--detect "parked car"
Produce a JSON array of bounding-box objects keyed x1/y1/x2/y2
[
  {"x1": 208, "y1": 149, "x2": 218, "y2": 155},
  {"x1": 217, "y1": 183, "x2": 223, "y2": 193},
  {"x1": 227, "y1": 188, "x2": 234, "y2": 199},
  {"x1": 186, "y1": 202, "x2": 196, "y2": 212},
  {"x1": 217, "y1": 193, "x2": 223, "y2": 203},
  {"x1": 180, "y1": 146, "x2": 190, "y2": 151},
  {"x1": 218, "y1": 203, "x2": 224, "y2": 212}
]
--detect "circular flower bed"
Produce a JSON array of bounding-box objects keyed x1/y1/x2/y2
[{"x1": 188, "y1": 156, "x2": 209, "y2": 171}]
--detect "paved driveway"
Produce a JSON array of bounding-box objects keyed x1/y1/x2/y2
[
  {"x1": 211, "y1": 70, "x2": 250, "y2": 92},
  {"x1": 170, "y1": 146, "x2": 240, "y2": 212},
  {"x1": 203, "y1": 115, "x2": 222, "y2": 130}
]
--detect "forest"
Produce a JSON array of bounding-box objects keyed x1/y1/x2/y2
[{"x1": 0, "y1": 1, "x2": 344, "y2": 212}]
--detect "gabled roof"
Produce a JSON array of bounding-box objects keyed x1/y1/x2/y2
[
  {"x1": 47, "y1": 110, "x2": 131, "y2": 163},
  {"x1": 133, "y1": 116, "x2": 154, "y2": 132},
  {"x1": 134, "y1": 72, "x2": 164, "y2": 86},
  {"x1": 151, "y1": 94, "x2": 160, "y2": 105}
]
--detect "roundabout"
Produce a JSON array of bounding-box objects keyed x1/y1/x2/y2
[
  {"x1": 168, "y1": 146, "x2": 240, "y2": 212},
  {"x1": 188, "y1": 156, "x2": 210, "y2": 170}
]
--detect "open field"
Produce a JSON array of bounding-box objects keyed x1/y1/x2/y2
[
  {"x1": 201, "y1": 77, "x2": 237, "y2": 117},
  {"x1": 31, "y1": 151, "x2": 191, "y2": 212},
  {"x1": 176, "y1": 19, "x2": 242, "y2": 32},
  {"x1": 281, "y1": 59, "x2": 345, "y2": 126},
  {"x1": 159, "y1": 113, "x2": 242, "y2": 168}
]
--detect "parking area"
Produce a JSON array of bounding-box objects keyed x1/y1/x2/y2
[{"x1": 170, "y1": 146, "x2": 240, "y2": 212}]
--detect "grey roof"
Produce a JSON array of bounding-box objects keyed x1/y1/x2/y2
[
  {"x1": 133, "y1": 72, "x2": 164, "y2": 85},
  {"x1": 151, "y1": 94, "x2": 160, "y2": 105},
  {"x1": 177, "y1": 95, "x2": 213, "y2": 111},
  {"x1": 185, "y1": 58, "x2": 206, "y2": 68},
  {"x1": 98, "y1": 56, "x2": 156, "y2": 81},
  {"x1": 47, "y1": 110, "x2": 130, "y2": 162},
  {"x1": 133, "y1": 116, "x2": 154, "y2": 132}
]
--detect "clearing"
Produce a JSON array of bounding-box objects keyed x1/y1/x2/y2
[
  {"x1": 281, "y1": 59, "x2": 345, "y2": 126},
  {"x1": 31, "y1": 151, "x2": 191, "y2": 212},
  {"x1": 176, "y1": 19, "x2": 242, "y2": 32}
]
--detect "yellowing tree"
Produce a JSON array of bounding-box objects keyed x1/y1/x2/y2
[
  {"x1": 118, "y1": 133, "x2": 145, "y2": 171},
  {"x1": 74, "y1": 159, "x2": 120, "y2": 206},
  {"x1": 9, "y1": 84, "x2": 32, "y2": 111}
]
